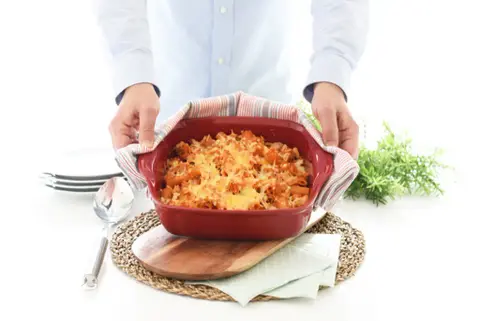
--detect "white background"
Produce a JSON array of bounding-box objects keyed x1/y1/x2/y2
[
  {"x1": 1, "y1": 0, "x2": 479, "y2": 176},
  {"x1": 0, "y1": 1, "x2": 479, "y2": 320}
]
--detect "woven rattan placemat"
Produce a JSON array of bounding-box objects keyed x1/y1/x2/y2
[{"x1": 110, "y1": 210, "x2": 366, "y2": 302}]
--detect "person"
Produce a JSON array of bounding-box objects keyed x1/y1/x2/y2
[{"x1": 96, "y1": 0, "x2": 368, "y2": 159}]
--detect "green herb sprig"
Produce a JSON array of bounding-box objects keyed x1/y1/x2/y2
[
  {"x1": 345, "y1": 123, "x2": 446, "y2": 205},
  {"x1": 298, "y1": 102, "x2": 446, "y2": 205}
]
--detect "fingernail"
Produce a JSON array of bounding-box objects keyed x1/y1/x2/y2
[{"x1": 141, "y1": 141, "x2": 154, "y2": 150}]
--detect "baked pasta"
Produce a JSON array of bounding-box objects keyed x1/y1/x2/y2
[{"x1": 159, "y1": 130, "x2": 310, "y2": 210}]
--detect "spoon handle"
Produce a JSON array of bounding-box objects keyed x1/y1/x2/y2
[
  {"x1": 92, "y1": 236, "x2": 109, "y2": 276},
  {"x1": 82, "y1": 235, "x2": 109, "y2": 290}
]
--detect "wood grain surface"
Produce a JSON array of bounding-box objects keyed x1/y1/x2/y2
[{"x1": 132, "y1": 209, "x2": 326, "y2": 280}]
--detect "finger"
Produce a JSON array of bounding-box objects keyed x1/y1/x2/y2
[
  {"x1": 109, "y1": 119, "x2": 137, "y2": 150},
  {"x1": 314, "y1": 105, "x2": 339, "y2": 147},
  {"x1": 338, "y1": 112, "x2": 359, "y2": 158},
  {"x1": 138, "y1": 104, "x2": 159, "y2": 148},
  {"x1": 110, "y1": 129, "x2": 134, "y2": 150},
  {"x1": 132, "y1": 117, "x2": 140, "y2": 130},
  {"x1": 340, "y1": 130, "x2": 359, "y2": 159}
]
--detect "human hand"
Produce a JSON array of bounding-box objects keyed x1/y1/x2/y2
[
  {"x1": 109, "y1": 83, "x2": 160, "y2": 150},
  {"x1": 311, "y1": 82, "x2": 359, "y2": 159}
]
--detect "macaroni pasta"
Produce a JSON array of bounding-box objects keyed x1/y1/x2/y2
[{"x1": 159, "y1": 130, "x2": 310, "y2": 210}]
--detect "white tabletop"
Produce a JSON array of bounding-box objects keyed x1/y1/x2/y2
[{"x1": 2, "y1": 163, "x2": 478, "y2": 321}]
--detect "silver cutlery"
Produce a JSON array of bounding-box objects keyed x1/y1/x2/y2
[{"x1": 82, "y1": 177, "x2": 135, "y2": 289}]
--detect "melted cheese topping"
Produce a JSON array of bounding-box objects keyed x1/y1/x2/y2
[{"x1": 160, "y1": 130, "x2": 310, "y2": 210}]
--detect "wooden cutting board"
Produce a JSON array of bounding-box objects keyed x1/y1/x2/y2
[{"x1": 132, "y1": 209, "x2": 326, "y2": 280}]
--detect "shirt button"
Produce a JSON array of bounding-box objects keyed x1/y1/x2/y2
[
  {"x1": 219, "y1": 6, "x2": 227, "y2": 14},
  {"x1": 217, "y1": 57, "x2": 224, "y2": 65}
]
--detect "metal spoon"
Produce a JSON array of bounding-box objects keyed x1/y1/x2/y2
[{"x1": 82, "y1": 176, "x2": 134, "y2": 289}]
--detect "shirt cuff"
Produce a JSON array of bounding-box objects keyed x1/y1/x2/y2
[
  {"x1": 113, "y1": 50, "x2": 160, "y2": 105},
  {"x1": 303, "y1": 53, "x2": 352, "y2": 103}
]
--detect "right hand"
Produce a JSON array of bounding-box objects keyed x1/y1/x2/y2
[{"x1": 109, "y1": 83, "x2": 160, "y2": 150}]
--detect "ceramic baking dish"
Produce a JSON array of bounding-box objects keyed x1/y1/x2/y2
[{"x1": 138, "y1": 116, "x2": 333, "y2": 241}]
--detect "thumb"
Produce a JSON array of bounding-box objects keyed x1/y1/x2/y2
[
  {"x1": 314, "y1": 106, "x2": 339, "y2": 147},
  {"x1": 138, "y1": 104, "x2": 159, "y2": 148}
]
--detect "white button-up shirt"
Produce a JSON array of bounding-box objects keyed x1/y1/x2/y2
[{"x1": 96, "y1": 0, "x2": 368, "y2": 122}]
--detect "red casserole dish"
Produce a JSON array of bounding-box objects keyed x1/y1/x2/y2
[{"x1": 138, "y1": 116, "x2": 333, "y2": 241}]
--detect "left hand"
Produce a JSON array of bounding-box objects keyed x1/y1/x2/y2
[{"x1": 312, "y1": 82, "x2": 359, "y2": 159}]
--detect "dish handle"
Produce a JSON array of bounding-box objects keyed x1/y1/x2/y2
[{"x1": 137, "y1": 151, "x2": 162, "y2": 201}]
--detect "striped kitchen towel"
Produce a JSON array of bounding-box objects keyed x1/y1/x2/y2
[{"x1": 115, "y1": 91, "x2": 359, "y2": 211}]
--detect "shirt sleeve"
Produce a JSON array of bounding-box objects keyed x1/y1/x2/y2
[
  {"x1": 304, "y1": 0, "x2": 369, "y2": 102},
  {"x1": 96, "y1": 0, "x2": 160, "y2": 105}
]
